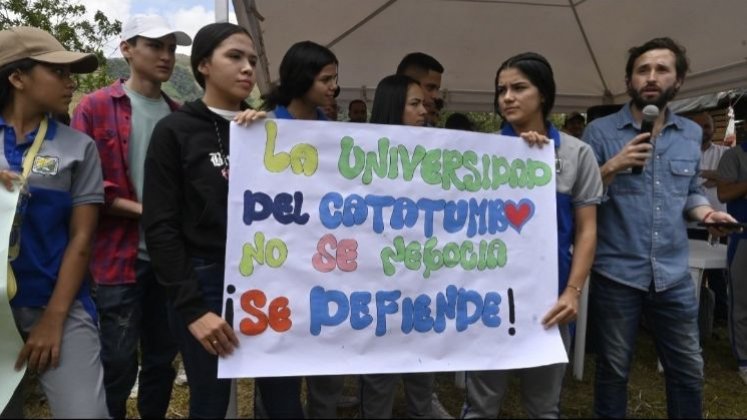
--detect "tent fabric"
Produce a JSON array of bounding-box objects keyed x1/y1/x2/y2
[
  {"x1": 669, "y1": 89, "x2": 747, "y2": 114},
  {"x1": 241, "y1": 0, "x2": 747, "y2": 113}
]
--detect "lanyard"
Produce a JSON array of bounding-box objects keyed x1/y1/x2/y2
[
  {"x1": 7, "y1": 115, "x2": 48, "y2": 300},
  {"x1": 21, "y1": 115, "x2": 49, "y2": 182}
]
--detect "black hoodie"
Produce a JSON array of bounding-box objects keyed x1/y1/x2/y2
[{"x1": 143, "y1": 99, "x2": 235, "y2": 324}]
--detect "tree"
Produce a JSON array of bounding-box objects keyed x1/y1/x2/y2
[{"x1": 0, "y1": 0, "x2": 121, "y2": 92}]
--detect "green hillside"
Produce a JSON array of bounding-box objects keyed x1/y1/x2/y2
[{"x1": 106, "y1": 54, "x2": 203, "y2": 102}]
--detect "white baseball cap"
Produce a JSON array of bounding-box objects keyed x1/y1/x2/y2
[{"x1": 121, "y1": 14, "x2": 192, "y2": 46}]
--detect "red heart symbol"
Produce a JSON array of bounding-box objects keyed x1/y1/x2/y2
[{"x1": 505, "y1": 200, "x2": 534, "y2": 233}]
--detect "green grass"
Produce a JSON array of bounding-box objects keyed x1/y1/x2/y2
[{"x1": 23, "y1": 323, "x2": 747, "y2": 418}]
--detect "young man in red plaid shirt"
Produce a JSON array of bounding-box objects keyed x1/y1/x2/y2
[{"x1": 71, "y1": 15, "x2": 191, "y2": 419}]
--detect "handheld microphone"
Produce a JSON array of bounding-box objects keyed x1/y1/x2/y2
[{"x1": 632, "y1": 104, "x2": 659, "y2": 175}]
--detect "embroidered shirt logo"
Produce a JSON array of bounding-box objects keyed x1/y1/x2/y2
[
  {"x1": 209, "y1": 152, "x2": 225, "y2": 167},
  {"x1": 31, "y1": 156, "x2": 60, "y2": 176}
]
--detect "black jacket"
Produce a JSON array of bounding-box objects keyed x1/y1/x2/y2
[{"x1": 143, "y1": 99, "x2": 234, "y2": 324}]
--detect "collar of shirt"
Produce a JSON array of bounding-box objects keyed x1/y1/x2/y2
[
  {"x1": 107, "y1": 78, "x2": 181, "y2": 111},
  {"x1": 616, "y1": 101, "x2": 684, "y2": 132},
  {"x1": 108, "y1": 78, "x2": 128, "y2": 99},
  {"x1": 499, "y1": 121, "x2": 561, "y2": 149},
  {"x1": 273, "y1": 105, "x2": 328, "y2": 121},
  {"x1": 1, "y1": 114, "x2": 58, "y2": 173},
  {"x1": 0, "y1": 114, "x2": 58, "y2": 143}
]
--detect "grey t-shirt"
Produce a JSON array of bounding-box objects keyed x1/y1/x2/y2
[
  {"x1": 123, "y1": 85, "x2": 171, "y2": 258},
  {"x1": 717, "y1": 145, "x2": 747, "y2": 184}
]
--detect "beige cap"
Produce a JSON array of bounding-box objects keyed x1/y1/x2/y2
[{"x1": 0, "y1": 26, "x2": 99, "y2": 74}]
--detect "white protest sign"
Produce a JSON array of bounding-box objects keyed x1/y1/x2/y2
[
  {"x1": 0, "y1": 186, "x2": 24, "y2": 411},
  {"x1": 219, "y1": 119, "x2": 566, "y2": 378}
]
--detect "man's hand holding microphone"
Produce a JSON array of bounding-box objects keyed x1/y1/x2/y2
[{"x1": 601, "y1": 105, "x2": 659, "y2": 185}]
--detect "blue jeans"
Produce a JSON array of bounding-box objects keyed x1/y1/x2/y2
[
  {"x1": 169, "y1": 259, "x2": 304, "y2": 418},
  {"x1": 591, "y1": 272, "x2": 703, "y2": 418},
  {"x1": 96, "y1": 259, "x2": 178, "y2": 418}
]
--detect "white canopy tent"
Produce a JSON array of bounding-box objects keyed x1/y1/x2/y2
[{"x1": 233, "y1": 0, "x2": 747, "y2": 113}]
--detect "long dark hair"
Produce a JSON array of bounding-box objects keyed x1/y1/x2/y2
[
  {"x1": 370, "y1": 74, "x2": 419, "y2": 125},
  {"x1": 494, "y1": 52, "x2": 556, "y2": 119},
  {"x1": 0, "y1": 59, "x2": 37, "y2": 112},
  {"x1": 261, "y1": 41, "x2": 338, "y2": 110},
  {"x1": 191, "y1": 22, "x2": 253, "y2": 90}
]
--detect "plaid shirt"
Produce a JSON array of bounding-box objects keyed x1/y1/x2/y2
[{"x1": 71, "y1": 79, "x2": 180, "y2": 285}]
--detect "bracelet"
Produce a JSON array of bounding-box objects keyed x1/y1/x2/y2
[
  {"x1": 566, "y1": 284, "x2": 583, "y2": 295},
  {"x1": 702, "y1": 210, "x2": 716, "y2": 223}
]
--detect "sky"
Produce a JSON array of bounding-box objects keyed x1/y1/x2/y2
[{"x1": 77, "y1": 0, "x2": 238, "y2": 56}]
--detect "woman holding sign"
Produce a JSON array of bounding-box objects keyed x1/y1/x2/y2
[
  {"x1": 261, "y1": 40, "x2": 346, "y2": 420},
  {"x1": 142, "y1": 23, "x2": 305, "y2": 419},
  {"x1": 461, "y1": 53, "x2": 603, "y2": 418},
  {"x1": 0, "y1": 27, "x2": 108, "y2": 418},
  {"x1": 357, "y1": 74, "x2": 440, "y2": 419}
]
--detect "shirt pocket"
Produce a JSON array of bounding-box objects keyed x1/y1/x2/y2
[{"x1": 668, "y1": 159, "x2": 697, "y2": 197}]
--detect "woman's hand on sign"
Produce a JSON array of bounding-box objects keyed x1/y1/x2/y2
[
  {"x1": 188, "y1": 312, "x2": 239, "y2": 357},
  {"x1": 15, "y1": 310, "x2": 65, "y2": 373},
  {"x1": 0, "y1": 169, "x2": 21, "y2": 191},
  {"x1": 234, "y1": 109, "x2": 267, "y2": 127},
  {"x1": 541, "y1": 287, "x2": 580, "y2": 328},
  {"x1": 519, "y1": 131, "x2": 551, "y2": 148}
]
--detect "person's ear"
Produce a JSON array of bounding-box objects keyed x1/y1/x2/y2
[
  {"x1": 8, "y1": 69, "x2": 27, "y2": 91},
  {"x1": 197, "y1": 58, "x2": 211, "y2": 79},
  {"x1": 120, "y1": 40, "x2": 133, "y2": 61},
  {"x1": 674, "y1": 78, "x2": 683, "y2": 93}
]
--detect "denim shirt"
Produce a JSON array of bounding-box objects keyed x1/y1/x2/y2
[{"x1": 583, "y1": 103, "x2": 709, "y2": 292}]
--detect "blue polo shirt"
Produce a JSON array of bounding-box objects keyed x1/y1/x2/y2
[
  {"x1": 271, "y1": 105, "x2": 328, "y2": 121},
  {"x1": 0, "y1": 116, "x2": 104, "y2": 321}
]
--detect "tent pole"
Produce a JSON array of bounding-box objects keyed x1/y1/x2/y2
[
  {"x1": 234, "y1": 0, "x2": 272, "y2": 95},
  {"x1": 215, "y1": 0, "x2": 229, "y2": 22}
]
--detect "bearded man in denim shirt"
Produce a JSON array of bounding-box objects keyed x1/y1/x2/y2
[{"x1": 582, "y1": 37, "x2": 738, "y2": 418}]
